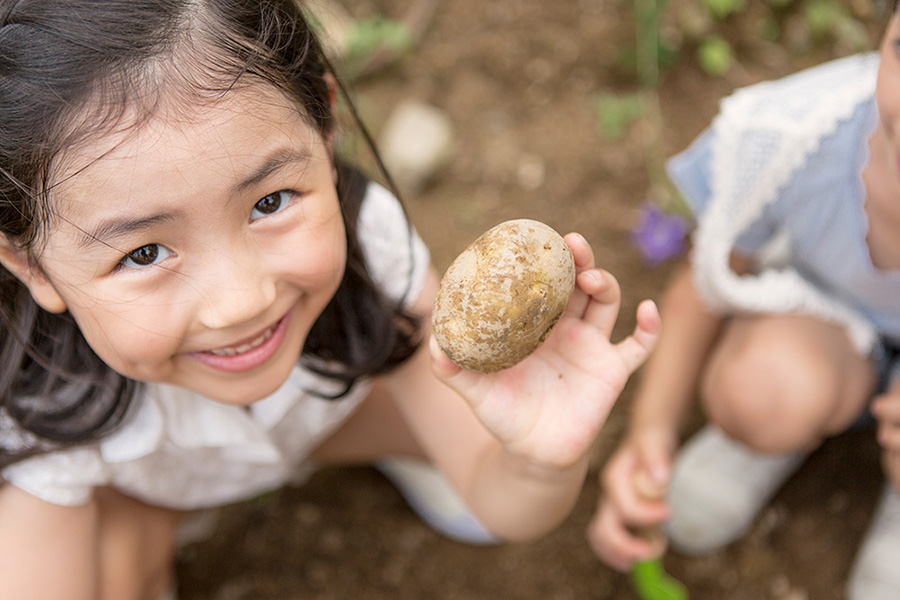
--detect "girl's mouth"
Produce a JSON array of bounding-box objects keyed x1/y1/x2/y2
[
  {"x1": 190, "y1": 312, "x2": 292, "y2": 373},
  {"x1": 206, "y1": 327, "x2": 275, "y2": 356}
]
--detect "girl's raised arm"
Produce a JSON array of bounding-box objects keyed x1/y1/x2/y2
[{"x1": 382, "y1": 232, "x2": 659, "y2": 542}]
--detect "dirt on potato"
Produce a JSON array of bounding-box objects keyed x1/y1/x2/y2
[
  {"x1": 175, "y1": 2, "x2": 887, "y2": 599},
  {"x1": 432, "y1": 219, "x2": 574, "y2": 373}
]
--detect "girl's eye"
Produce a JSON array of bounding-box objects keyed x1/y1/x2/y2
[
  {"x1": 250, "y1": 190, "x2": 293, "y2": 221},
  {"x1": 120, "y1": 244, "x2": 172, "y2": 269}
]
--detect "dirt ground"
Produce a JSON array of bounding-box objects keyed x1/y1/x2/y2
[{"x1": 175, "y1": 1, "x2": 891, "y2": 598}]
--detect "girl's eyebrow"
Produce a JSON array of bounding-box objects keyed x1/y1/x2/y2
[
  {"x1": 235, "y1": 147, "x2": 314, "y2": 192},
  {"x1": 76, "y1": 147, "x2": 315, "y2": 249},
  {"x1": 78, "y1": 213, "x2": 177, "y2": 249}
]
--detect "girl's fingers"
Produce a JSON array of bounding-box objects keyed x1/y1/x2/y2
[
  {"x1": 561, "y1": 232, "x2": 595, "y2": 317},
  {"x1": 576, "y1": 269, "x2": 622, "y2": 339},
  {"x1": 613, "y1": 299, "x2": 661, "y2": 376},
  {"x1": 879, "y1": 421, "x2": 900, "y2": 450},
  {"x1": 587, "y1": 501, "x2": 660, "y2": 572},
  {"x1": 603, "y1": 451, "x2": 670, "y2": 526},
  {"x1": 873, "y1": 395, "x2": 900, "y2": 422},
  {"x1": 564, "y1": 231, "x2": 595, "y2": 270},
  {"x1": 428, "y1": 335, "x2": 464, "y2": 379}
]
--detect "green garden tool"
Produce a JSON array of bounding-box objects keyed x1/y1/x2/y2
[
  {"x1": 630, "y1": 469, "x2": 688, "y2": 600},
  {"x1": 631, "y1": 556, "x2": 687, "y2": 600}
]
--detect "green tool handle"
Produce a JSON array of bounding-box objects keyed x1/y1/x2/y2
[{"x1": 631, "y1": 556, "x2": 688, "y2": 600}]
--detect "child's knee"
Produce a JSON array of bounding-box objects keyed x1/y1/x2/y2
[{"x1": 701, "y1": 341, "x2": 837, "y2": 453}]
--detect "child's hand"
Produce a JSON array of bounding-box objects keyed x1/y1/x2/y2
[
  {"x1": 874, "y1": 383, "x2": 900, "y2": 454},
  {"x1": 429, "y1": 232, "x2": 660, "y2": 471},
  {"x1": 873, "y1": 383, "x2": 900, "y2": 489},
  {"x1": 587, "y1": 431, "x2": 674, "y2": 571}
]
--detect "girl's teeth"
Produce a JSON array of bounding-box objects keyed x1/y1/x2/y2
[{"x1": 207, "y1": 326, "x2": 274, "y2": 356}]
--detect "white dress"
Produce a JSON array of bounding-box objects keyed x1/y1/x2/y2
[{"x1": 1, "y1": 183, "x2": 430, "y2": 510}]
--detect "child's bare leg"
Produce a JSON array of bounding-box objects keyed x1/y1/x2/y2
[
  {"x1": 700, "y1": 314, "x2": 876, "y2": 453},
  {"x1": 665, "y1": 314, "x2": 877, "y2": 554},
  {"x1": 94, "y1": 487, "x2": 183, "y2": 600},
  {"x1": 310, "y1": 380, "x2": 498, "y2": 544},
  {"x1": 310, "y1": 379, "x2": 427, "y2": 464},
  {"x1": 0, "y1": 483, "x2": 182, "y2": 600}
]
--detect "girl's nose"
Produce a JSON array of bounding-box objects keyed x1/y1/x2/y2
[{"x1": 196, "y1": 258, "x2": 278, "y2": 330}]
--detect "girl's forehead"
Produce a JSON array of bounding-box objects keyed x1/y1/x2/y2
[{"x1": 52, "y1": 85, "x2": 321, "y2": 204}]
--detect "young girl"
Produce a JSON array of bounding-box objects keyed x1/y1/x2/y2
[
  {"x1": 589, "y1": 5, "x2": 900, "y2": 598},
  {"x1": 0, "y1": 1, "x2": 660, "y2": 598}
]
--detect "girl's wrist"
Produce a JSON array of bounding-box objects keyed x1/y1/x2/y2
[
  {"x1": 498, "y1": 445, "x2": 591, "y2": 484},
  {"x1": 625, "y1": 420, "x2": 679, "y2": 454}
]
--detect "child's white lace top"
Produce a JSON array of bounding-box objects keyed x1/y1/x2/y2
[
  {"x1": 668, "y1": 52, "x2": 900, "y2": 354},
  {"x1": 1, "y1": 183, "x2": 430, "y2": 510}
]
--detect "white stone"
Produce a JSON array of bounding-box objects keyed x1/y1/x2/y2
[{"x1": 378, "y1": 100, "x2": 455, "y2": 193}]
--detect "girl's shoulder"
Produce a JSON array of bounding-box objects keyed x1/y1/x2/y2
[
  {"x1": 356, "y1": 182, "x2": 430, "y2": 306},
  {"x1": 714, "y1": 52, "x2": 878, "y2": 137},
  {"x1": 706, "y1": 53, "x2": 878, "y2": 220}
]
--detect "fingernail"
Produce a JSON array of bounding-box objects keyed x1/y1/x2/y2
[{"x1": 428, "y1": 335, "x2": 441, "y2": 359}]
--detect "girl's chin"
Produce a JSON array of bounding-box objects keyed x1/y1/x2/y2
[{"x1": 185, "y1": 372, "x2": 293, "y2": 406}]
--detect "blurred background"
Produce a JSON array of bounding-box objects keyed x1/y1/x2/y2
[{"x1": 176, "y1": 1, "x2": 889, "y2": 598}]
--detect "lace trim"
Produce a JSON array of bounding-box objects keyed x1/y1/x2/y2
[{"x1": 692, "y1": 53, "x2": 880, "y2": 353}]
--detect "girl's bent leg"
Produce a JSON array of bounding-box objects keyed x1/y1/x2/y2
[
  {"x1": 310, "y1": 379, "x2": 427, "y2": 464},
  {"x1": 310, "y1": 380, "x2": 498, "y2": 544},
  {"x1": 667, "y1": 314, "x2": 876, "y2": 555},
  {"x1": 0, "y1": 483, "x2": 182, "y2": 600},
  {"x1": 700, "y1": 314, "x2": 876, "y2": 453},
  {"x1": 94, "y1": 487, "x2": 184, "y2": 600}
]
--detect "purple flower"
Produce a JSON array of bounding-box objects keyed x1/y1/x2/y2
[{"x1": 630, "y1": 202, "x2": 690, "y2": 266}]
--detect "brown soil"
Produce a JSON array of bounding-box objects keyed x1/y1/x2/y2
[{"x1": 175, "y1": 1, "x2": 888, "y2": 598}]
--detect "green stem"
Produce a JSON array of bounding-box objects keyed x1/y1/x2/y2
[
  {"x1": 633, "y1": 0, "x2": 692, "y2": 217},
  {"x1": 634, "y1": 0, "x2": 666, "y2": 89}
]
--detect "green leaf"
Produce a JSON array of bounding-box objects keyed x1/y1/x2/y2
[
  {"x1": 804, "y1": 0, "x2": 844, "y2": 37},
  {"x1": 593, "y1": 93, "x2": 646, "y2": 140},
  {"x1": 344, "y1": 16, "x2": 414, "y2": 63},
  {"x1": 696, "y1": 35, "x2": 734, "y2": 76},
  {"x1": 703, "y1": 0, "x2": 747, "y2": 20}
]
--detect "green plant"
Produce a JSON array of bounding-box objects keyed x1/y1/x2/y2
[
  {"x1": 594, "y1": 93, "x2": 646, "y2": 140},
  {"x1": 704, "y1": 0, "x2": 747, "y2": 19},
  {"x1": 696, "y1": 35, "x2": 734, "y2": 75},
  {"x1": 344, "y1": 16, "x2": 414, "y2": 67}
]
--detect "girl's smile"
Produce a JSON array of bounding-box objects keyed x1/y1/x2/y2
[
  {"x1": 190, "y1": 310, "x2": 291, "y2": 373},
  {"x1": 17, "y1": 85, "x2": 348, "y2": 405}
]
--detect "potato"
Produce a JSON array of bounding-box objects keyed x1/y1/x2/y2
[{"x1": 432, "y1": 219, "x2": 576, "y2": 372}]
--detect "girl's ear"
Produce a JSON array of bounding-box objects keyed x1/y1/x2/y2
[
  {"x1": 324, "y1": 72, "x2": 338, "y2": 113},
  {"x1": 0, "y1": 238, "x2": 68, "y2": 314}
]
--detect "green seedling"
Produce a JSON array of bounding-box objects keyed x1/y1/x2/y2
[
  {"x1": 631, "y1": 557, "x2": 688, "y2": 600},
  {"x1": 629, "y1": 469, "x2": 687, "y2": 600}
]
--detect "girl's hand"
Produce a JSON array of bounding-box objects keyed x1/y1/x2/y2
[
  {"x1": 873, "y1": 382, "x2": 900, "y2": 489},
  {"x1": 874, "y1": 383, "x2": 900, "y2": 454},
  {"x1": 883, "y1": 449, "x2": 900, "y2": 492},
  {"x1": 429, "y1": 232, "x2": 660, "y2": 470},
  {"x1": 587, "y1": 429, "x2": 675, "y2": 571}
]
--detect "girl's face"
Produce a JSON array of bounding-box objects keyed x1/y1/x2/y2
[{"x1": 13, "y1": 86, "x2": 347, "y2": 405}]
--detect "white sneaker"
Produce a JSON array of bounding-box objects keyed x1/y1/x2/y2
[
  {"x1": 665, "y1": 425, "x2": 805, "y2": 555},
  {"x1": 376, "y1": 457, "x2": 500, "y2": 545},
  {"x1": 847, "y1": 484, "x2": 900, "y2": 600}
]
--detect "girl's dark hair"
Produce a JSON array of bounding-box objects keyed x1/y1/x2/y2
[{"x1": 0, "y1": 0, "x2": 420, "y2": 468}]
